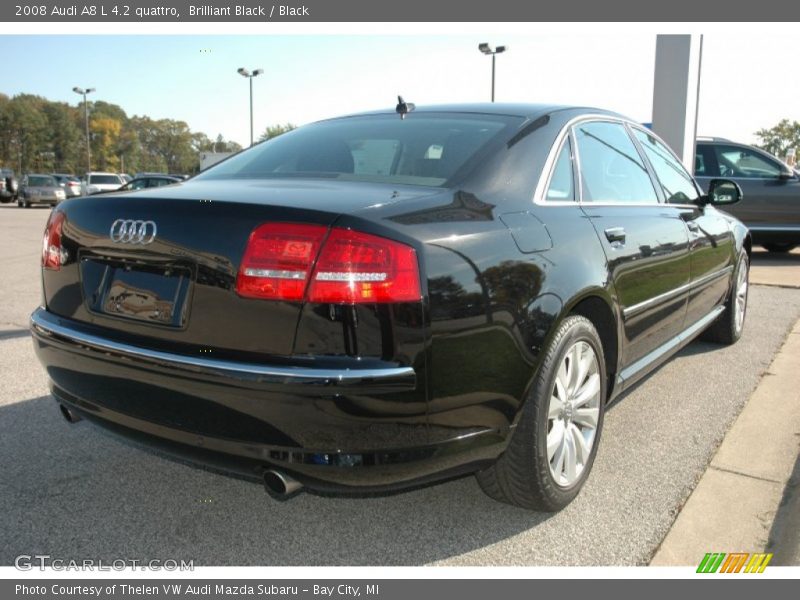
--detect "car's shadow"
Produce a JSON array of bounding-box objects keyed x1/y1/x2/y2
[
  {"x1": 751, "y1": 249, "x2": 800, "y2": 267},
  {"x1": 0, "y1": 395, "x2": 555, "y2": 566}
]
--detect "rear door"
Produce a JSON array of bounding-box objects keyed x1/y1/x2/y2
[{"x1": 573, "y1": 120, "x2": 691, "y2": 368}]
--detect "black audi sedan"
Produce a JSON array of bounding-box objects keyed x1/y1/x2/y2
[{"x1": 31, "y1": 103, "x2": 750, "y2": 511}]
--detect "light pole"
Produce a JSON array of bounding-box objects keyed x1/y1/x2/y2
[
  {"x1": 72, "y1": 86, "x2": 95, "y2": 172},
  {"x1": 478, "y1": 43, "x2": 507, "y2": 102},
  {"x1": 237, "y1": 67, "x2": 264, "y2": 146}
]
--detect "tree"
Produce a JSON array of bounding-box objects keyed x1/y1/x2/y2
[
  {"x1": 259, "y1": 123, "x2": 296, "y2": 142},
  {"x1": 754, "y1": 119, "x2": 800, "y2": 161},
  {"x1": 90, "y1": 116, "x2": 123, "y2": 171}
]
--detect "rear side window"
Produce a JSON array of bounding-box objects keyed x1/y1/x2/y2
[
  {"x1": 634, "y1": 129, "x2": 700, "y2": 204},
  {"x1": 574, "y1": 121, "x2": 658, "y2": 203},
  {"x1": 545, "y1": 139, "x2": 575, "y2": 201},
  {"x1": 714, "y1": 145, "x2": 782, "y2": 178},
  {"x1": 90, "y1": 175, "x2": 121, "y2": 185},
  {"x1": 197, "y1": 113, "x2": 520, "y2": 188}
]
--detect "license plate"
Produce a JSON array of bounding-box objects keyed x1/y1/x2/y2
[{"x1": 81, "y1": 259, "x2": 192, "y2": 327}]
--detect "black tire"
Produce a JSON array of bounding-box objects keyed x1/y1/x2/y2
[
  {"x1": 762, "y1": 242, "x2": 797, "y2": 253},
  {"x1": 702, "y1": 250, "x2": 749, "y2": 345},
  {"x1": 476, "y1": 315, "x2": 607, "y2": 511}
]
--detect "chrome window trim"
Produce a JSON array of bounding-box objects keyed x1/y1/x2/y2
[{"x1": 534, "y1": 114, "x2": 667, "y2": 208}]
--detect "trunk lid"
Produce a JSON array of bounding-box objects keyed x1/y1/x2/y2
[{"x1": 44, "y1": 179, "x2": 436, "y2": 360}]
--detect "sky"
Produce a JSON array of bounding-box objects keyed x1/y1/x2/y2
[{"x1": 0, "y1": 33, "x2": 797, "y2": 148}]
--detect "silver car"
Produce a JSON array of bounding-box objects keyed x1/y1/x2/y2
[{"x1": 18, "y1": 174, "x2": 66, "y2": 208}]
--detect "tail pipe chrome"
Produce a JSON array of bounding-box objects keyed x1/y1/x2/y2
[
  {"x1": 59, "y1": 404, "x2": 82, "y2": 424},
  {"x1": 263, "y1": 470, "x2": 303, "y2": 501}
]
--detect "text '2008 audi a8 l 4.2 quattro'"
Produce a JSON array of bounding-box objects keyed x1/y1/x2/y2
[{"x1": 31, "y1": 102, "x2": 751, "y2": 511}]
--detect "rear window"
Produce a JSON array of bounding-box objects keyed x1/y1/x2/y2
[
  {"x1": 197, "y1": 113, "x2": 520, "y2": 187},
  {"x1": 90, "y1": 175, "x2": 121, "y2": 185},
  {"x1": 28, "y1": 176, "x2": 57, "y2": 187}
]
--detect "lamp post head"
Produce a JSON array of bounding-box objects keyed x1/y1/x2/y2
[
  {"x1": 86, "y1": 87, "x2": 96, "y2": 94},
  {"x1": 478, "y1": 43, "x2": 490, "y2": 54},
  {"x1": 72, "y1": 86, "x2": 83, "y2": 94},
  {"x1": 495, "y1": 46, "x2": 507, "y2": 54},
  {"x1": 237, "y1": 67, "x2": 250, "y2": 77},
  {"x1": 252, "y1": 68, "x2": 264, "y2": 77}
]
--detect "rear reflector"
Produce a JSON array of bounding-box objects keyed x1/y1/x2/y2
[
  {"x1": 236, "y1": 223, "x2": 421, "y2": 303},
  {"x1": 41, "y1": 211, "x2": 66, "y2": 270}
]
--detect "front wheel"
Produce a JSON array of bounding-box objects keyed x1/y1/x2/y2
[
  {"x1": 703, "y1": 250, "x2": 749, "y2": 344},
  {"x1": 476, "y1": 315, "x2": 606, "y2": 511}
]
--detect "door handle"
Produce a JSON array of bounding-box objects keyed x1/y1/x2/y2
[{"x1": 604, "y1": 227, "x2": 626, "y2": 243}]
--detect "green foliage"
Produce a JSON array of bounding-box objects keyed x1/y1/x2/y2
[
  {"x1": 754, "y1": 119, "x2": 800, "y2": 162},
  {"x1": 259, "y1": 123, "x2": 296, "y2": 142},
  {"x1": 0, "y1": 93, "x2": 246, "y2": 175}
]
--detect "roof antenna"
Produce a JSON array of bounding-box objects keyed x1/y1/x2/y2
[{"x1": 396, "y1": 96, "x2": 415, "y2": 119}]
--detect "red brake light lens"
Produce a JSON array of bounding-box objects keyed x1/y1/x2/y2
[
  {"x1": 42, "y1": 211, "x2": 66, "y2": 270},
  {"x1": 307, "y1": 228, "x2": 421, "y2": 303},
  {"x1": 235, "y1": 223, "x2": 327, "y2": 300},
  {"x1": 236, "y1": 223, "x2": 421, "y2": 304}
]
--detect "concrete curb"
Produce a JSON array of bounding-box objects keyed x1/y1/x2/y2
[{"x1": 651, "y1": 317, "x2": 800, "y2": 566}]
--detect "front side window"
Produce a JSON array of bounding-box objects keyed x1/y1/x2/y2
[
  {"x1": 545, "y1": 139, "x2": 575, "y2": 201},
  {"x1": 196, "y1": 113, "x2": 520, "y2": 188},
  {"x1": 715, "y1": 145, "x2": 782, "y2": 178},
  {"x1": 634, "y1": 129, "x2": 700, "y2": 204},
  {"x1": 574, "y1": 121, "x2": 658, "y2": 203}
]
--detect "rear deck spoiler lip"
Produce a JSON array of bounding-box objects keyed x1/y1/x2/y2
[{"x1": 30, "y1": 308, "x2": 416, "y2": 394}]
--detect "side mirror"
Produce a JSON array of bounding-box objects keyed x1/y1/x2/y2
[{"x1": 703, "y1": 178, "x2": 742, "y2": 206}]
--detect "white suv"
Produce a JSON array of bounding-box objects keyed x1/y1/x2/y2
[{"x1": 82, "y1": 172, "x2": 124, "y2": 195}]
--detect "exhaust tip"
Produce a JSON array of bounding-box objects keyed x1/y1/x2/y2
[
  {"x1": 59, "y1": 404, "x2": 82, "y2": 424},
  {"x1": 263, "y1": 470, "x2": 303, "y2": 501}
]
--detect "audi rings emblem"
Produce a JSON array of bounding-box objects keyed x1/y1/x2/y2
[{"x1": 109, "y1": 219, "x2": 158, "y2": 245}]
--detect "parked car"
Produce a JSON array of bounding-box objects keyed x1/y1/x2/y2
[
  {"x1": 695, "y1": 138, "x2": 800, "y2": 252},
  {"x1": 92, "y1": 175, "x2": 182, "y2": 195},
  {"x1": 52, "y1": 174, "x2": 82, "y2": 198},
  {"x1": 81, "y1": 172, "x2": 124, "y2": 195},
  {"x1": 31, "y1": 103, "x2": 750, "y2": 511},
  {"x1": 120, "y1": 173, "x2": 133, "y2": 184},
  {"x1": 18, "y1": 174, "x2": 66, "y2": 207},
  {"x1": 0, "y1": 167, "x2": 18, "y2": 203}
]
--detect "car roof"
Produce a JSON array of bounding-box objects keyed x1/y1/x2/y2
[
  {"x1": 324, "y1": 102, "x2": 623, "y2": 122},
  {"x1": 87, "y1": 171, "x2": 119, "y2": 176}
]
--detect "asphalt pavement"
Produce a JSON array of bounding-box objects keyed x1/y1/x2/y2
[{"x1": 1, "y1": 203, "x2": 799, "y2": 566}]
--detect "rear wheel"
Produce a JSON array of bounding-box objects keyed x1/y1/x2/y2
[
  {"x1": 762, "y1": 242, "x2": 797, "y2": 253},
  {"x1": 476, "y1": 315, "x2": 606, "y2": 511},
  {"x1": 703, "y1": 250, "x2": 749, "y2": 345}
]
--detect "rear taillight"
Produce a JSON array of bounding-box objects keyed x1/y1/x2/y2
[
  {"x1": 307, "y1": 228, "x2": 421, "y2": 303},
  {"x1": 236, "y1": 223, "x2": 327, "y2": 301},
  {"x1": 42, "y1": 211, "x2": 66, "y2": 270},
  {"x1": 236, "y1": 223, "x2": 421, "y2": 304}
]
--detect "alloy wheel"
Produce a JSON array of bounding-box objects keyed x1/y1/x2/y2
[{"x1": 546, "y1": 340, "x2": 601, "y2": 487}]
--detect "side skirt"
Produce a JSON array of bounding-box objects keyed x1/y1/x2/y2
[{"x1": 610, "y1": 305, "x2": 725, "y2": 403}]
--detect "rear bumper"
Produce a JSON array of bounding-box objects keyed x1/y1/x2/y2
[{"x1": 31, "y1": 308, "x2": 503, "y2": 493}]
